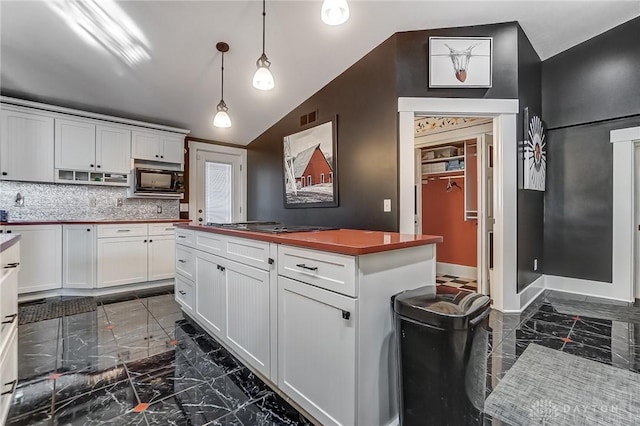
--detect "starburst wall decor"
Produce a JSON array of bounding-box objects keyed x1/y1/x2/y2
[{"x1": 523, "y1": 107, "x2": 546, "y2": 191}]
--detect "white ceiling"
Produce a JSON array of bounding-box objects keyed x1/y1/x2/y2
[{"x1": 1, "y1": 1, "x2": 638, "y2": 145}]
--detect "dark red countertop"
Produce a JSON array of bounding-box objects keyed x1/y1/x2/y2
[
  {"x1": 175, "y1": 223, "x2": 442, "y2": 256},
  {"x1": 1, "y1": 219, "x2": 190, "y2": 226}
]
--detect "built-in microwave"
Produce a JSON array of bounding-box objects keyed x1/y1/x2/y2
[{"x1": 133, "y1": 168, "x2": 184, "y2": 197}]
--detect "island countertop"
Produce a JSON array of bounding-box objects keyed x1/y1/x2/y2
[{"x1": 175, "y1": 223, "x2": 442, "y2": 256}]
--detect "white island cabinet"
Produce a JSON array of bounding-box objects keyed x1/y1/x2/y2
[
  {"x1": 0, "y1": 235, "x2": 20, "y2": 425},
  {"x1": 175, "y1": 225, "x2": 440, "y2": 426}
]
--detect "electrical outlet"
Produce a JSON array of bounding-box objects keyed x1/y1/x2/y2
[
  {"x1": 383, "y1": 199, "x2": 391, "y2": 212},
  {"x1": 533, "y1": 258, "x2": 538, "y2": 271},
  {"x1": 116, "y1": 198, "x2": 123, "y2": 207},
  {"x1": 157, "y1": 205, "x2": 162, "y2": 214}
]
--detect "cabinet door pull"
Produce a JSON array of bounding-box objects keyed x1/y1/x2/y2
[
  {"x1": 2, "y1": 313, "x2": 17, "y2": 324},
  {"x1": 342, "y1": 310, "x2": 351, "y2": 320},
  {"x1": 1, "y1": 380, "x2": 17, "y2": 396},
  {"x1": 178, "y1": 290, "x2": 186, "y2": 295},
  {"x1": 178, "y1": 259, "x2": 186, "y2": 264},
  {"x1": 117, "y1": 229, "x2": 131, "y2": 232},
  {"x1": 165, "y1": 228, "x2": 174, "y2": 231},
  {"x1": 296, "y1": 263, "x2": 318, "y2": 271},
  {"x1": 217, "y1": 265, "x2": 226, "y2": 272},
  {"x1": 3, "y1": 262, "x2": 19, "y2": 269},
  {"x1": 268, "y1": 258, "x2": 274, "y2": 265},
  {"x1": 177, "y1": 235, "x2": 187, "y2": 239}
]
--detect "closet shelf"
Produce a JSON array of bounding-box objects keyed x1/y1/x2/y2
[
  {"x1": 421, "y1": 170, "x2": 464, "y2": 179},
  {"x1": 421, "y1": 155, "x2": 464, "y2": 164}
]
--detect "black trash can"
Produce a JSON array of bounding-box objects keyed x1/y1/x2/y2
[{"x1": 392, "y1": 285, "x2": 491, "y2": 426}]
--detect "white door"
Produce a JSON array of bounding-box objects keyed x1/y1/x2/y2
[
  {"x1": 194, "y1": 149, "x2": 244, "y2": 224},
  {"x1": 54, "y1": 118, "x2": 96, "y2": 171},
  {"x1": 225, "y1": 259, "x2": 270, "y2": 377},
  {"x1": 62, "y1": 225, "x2": 95, "y2": 289},
  {"x1": 0, "y1": 109, "x2": 54, "y2": 183},
  {"x1": 131, "y1": 131, "x2": 160, "y2": 161},
  {"x1": 277, "y1": 276, "x2": 356, "y2": 426},
  {"x1": 194, "y1": 251, "x2": 226, "y2": 339},
  {"x1": 95, "y1": 125, "x2": 131, "y2": 174},
  {"x1": 147, "y1": 235, "x2": 175, "y2": 281},
  {"x1": 478, "y1": 133, "x2": 494, "y2": 295},
  {"x1": 5, "y1": 225, "x2": 62, "y2": 294},
  {"x1": 96, "y1": 236, "x2": 148, "y2": 287}
]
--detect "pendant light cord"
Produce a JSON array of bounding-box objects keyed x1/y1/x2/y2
[
  {"x1": 220, "y1": 51, "x2": 224, "y2": 101},
  {"x1": 261, "y1": 0, "x2": 266, "y2": 55}
]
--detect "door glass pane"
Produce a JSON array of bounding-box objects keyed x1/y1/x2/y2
[{"x1": 205, "y1": 161, "x2": 232, "y2": 223}]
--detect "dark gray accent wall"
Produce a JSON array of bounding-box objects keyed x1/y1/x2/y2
[
  {"x1": 543, "y1": 17, "x2": 640, "y2": 129},
  {"x1": 516, "y1": 26, "x2": 543, "y2": 291},
  {"x1": 247, "y1": 37, "x2": 399, "y2": 230},
  {"x1": 544, "y1": 116, "x2": 640, "y2": 282},
  {"x1": 395, "y1": 22, "x2": 519, "y2": 99},
  {"x1": 542, "y1": 16, "x2": 640, "y2": 283}
]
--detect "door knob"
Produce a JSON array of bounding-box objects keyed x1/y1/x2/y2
[
  {"x1": 198, "y1": 218, "x2": 203, "y2": 222},
  {"x1": 198, "y1": 209, "x2": 203, "y2": 213}
]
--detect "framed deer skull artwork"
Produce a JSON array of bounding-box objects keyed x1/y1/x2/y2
[{"x1": 429, "y1": 37, "x2": 492, "y2": 88}]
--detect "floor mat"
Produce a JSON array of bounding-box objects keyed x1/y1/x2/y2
[
  {"x1": 485, "y1": 343, "x2": 640, "y2": 425},
  {"x1": 18, "y1": 297, "x2": 97, "y2": 325}
]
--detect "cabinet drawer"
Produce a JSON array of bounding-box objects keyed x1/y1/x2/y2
[
  {"x1": 224, "y1": 235, "x2": 271, "y2": 271},
  {"x1": 195, "y1": 231, "x2": 225, "y2": 255},
  {"x1": 97, "y1": 224, "x2": 148, "y2": 238},
  {"x1": 175, "y1": 245, "x2": 195, "y2": 280},
  {"x1": 175, "y1": 275, "x2": 194, "y2": 313},
  {"x1": 0, "y1": 264, "x2": 19, "y2": 350},
  {"x1": 175, "y1": 228, "x2": 195, "y2": 246},
  {"x1": 278, "y1": 245, "x2": 357, "y2": 297},
  {"x1": 0, "y1": 327, "x2": 18, "y2": 424},
  {"x1": 149, "y1": 223, "x2": 176, "y2": 236}
]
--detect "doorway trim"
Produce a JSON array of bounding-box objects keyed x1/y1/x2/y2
[
  {"x1": 398, "y1": 97, "x2": 519, "y2": 312},
  {"x1": 610, "y1": 126, "x2": 640, "y2": 301}
]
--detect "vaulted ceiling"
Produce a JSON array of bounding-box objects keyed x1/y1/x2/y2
[{"x1": 1, "y1": 1, "x2": 638, "y2": 145}]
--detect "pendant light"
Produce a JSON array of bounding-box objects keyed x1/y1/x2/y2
[
  {"x1": 321, "y1": 0, "x2": 350, "y2": 26},
  {"x1": 253, "y1": 0, "x2": 274, "y2": 90},
  {"x1": 213, "y1": 42, "x2": 231, "y2": 128}
]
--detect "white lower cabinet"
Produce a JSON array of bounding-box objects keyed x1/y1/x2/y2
[
  {"x1": 62, "y1": 225, "x2": 95, "y2": 289},
  {"x1": 148, "y1": 234, "x2": 175, "y2": 281},
  {"x1": 97, "y1": 235, "x2": 148, "y2": 287},
  {"x1": 0, "y1": 327, "x2": 17, "y2": 425},
  {"x1": 174, "y1": 274, "x2": 194, "y2": 313},
  {"x1": 5, "y1": 225, "x2": 62, "y2": 294},
  {"x1": 1, "y1": 238, "x2": 19, "y2": 425},
  {"x1": 194, "y1": 250, "x2": 226, "y2": 337},
  {"x1": 278, "y1": 276, "x2": 356, "y2": 426}
]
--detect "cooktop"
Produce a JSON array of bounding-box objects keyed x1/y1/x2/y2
[{"x1": 205, "y1": 221, "x2": 337, "y2": 234}]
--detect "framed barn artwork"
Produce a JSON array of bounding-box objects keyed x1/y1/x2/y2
[
  {"x1": 429, "y1": 37, "x2": 493, "y2": 88},
  {"x1": 523, "y1": 107, "x2": 546, "y2": 191},
  {"x1": 282, "y1": 117, "x2": 338, "y2": 208}
]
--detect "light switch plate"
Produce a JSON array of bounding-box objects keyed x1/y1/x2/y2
[{"x1": 383, "y1": 199, "x2": 391, "y2": 212}]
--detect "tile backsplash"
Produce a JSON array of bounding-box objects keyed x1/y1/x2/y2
[{"x1": 0, "y1": 181, "x2": 179, "y2": 221}]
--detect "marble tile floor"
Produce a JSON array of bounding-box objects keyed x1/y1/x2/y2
[
  {"x1": 8, "y1": 286, "x2": 639, "y2": 426},
  {"x1": 7, "y1": 289, "x2": 312, "y2": 426},
  {"x1": 484, "y1": 290, "x2": 640, "y2": 425}
]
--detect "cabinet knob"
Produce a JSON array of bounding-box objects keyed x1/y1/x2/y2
[
  {"x1": 160, "y1": 155, "x2": 164, "y2": 159},
  {"x1": 155, "y1": 155, "x2": 159, "y2": 158},
  {"x1": 97, "y1": 165, "x2": 101, "y2": 168},
  {"x1": 143, "y1": 239, "x2": 147, "y2": 243},
  {"x1": 149, "y1": 239, "x2": 153, "y2": 243},
  {"x1": 198, "y1": 218, "x2": 203, "y2": 222},
  {"x1": 1, "y1": 172, "x2": 7, "y2": 176},
  {"x1": 6, "y1": 230, "x2": 11, "y2": 234},
  {"x1": 342, "y1": 310, "x2": 351, "y2": 320},
  {"x1": 90, "y1": 164, "x2": 94, "y2": 167},
  {"x1": 87, "y1": 228, "x2": 91, "y2": 232}
]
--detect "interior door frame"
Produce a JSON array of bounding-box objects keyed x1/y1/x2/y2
[
  {"x1": 610, "y1": 126, "x2": 640, "y2": 301},
  {"x1": 188, "y1": 141, "x2": 247, "y2": 224},
  {"x1": 399, "y1": 97, "x2": 519, "y2": 312}
]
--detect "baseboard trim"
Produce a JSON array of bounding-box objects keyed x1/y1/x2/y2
[
  {"x1": 544, "y1": 275, "x2": 631, "y2": 302},
  {"x1": 519, "y1": 275, "x2": 545, "y2": 310},
  {"x1": 436, "y1": 262, "x2": 477, "y2": 279},
  {"x1": 18, "y1": 280, "x2": 174, "y2": 302}
]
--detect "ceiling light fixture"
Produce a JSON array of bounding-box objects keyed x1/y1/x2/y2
[
  {"x1": 321, "y1": 0, "x2": 350, "y2": 26},
  {"x1": 213, "y1": 42, "x2": 231, "y2": 128},
  {"x1": 253, "y1": 0, "x2": 274, "y2": 90}
]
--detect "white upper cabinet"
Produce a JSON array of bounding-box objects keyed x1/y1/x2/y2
[
  {"x1": 55, "y1": 118, "x2": 96, "y2": 171},
  {"x1": 0, "y1": 109, "x2": 54, "y2": 183},
  {"x1": 55, "y1": 120, "x2": 131, "y2": 174},
  {"x1": 95, "y1": 125, "x2": 131, "y2": 174},
  {"x1": 132, "y1": 130, "x2": 184, "y2": 164}
]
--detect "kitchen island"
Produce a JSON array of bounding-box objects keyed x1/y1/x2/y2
[{"x1": 174, "y1": 223, "x2": 442, "y2": 426}]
